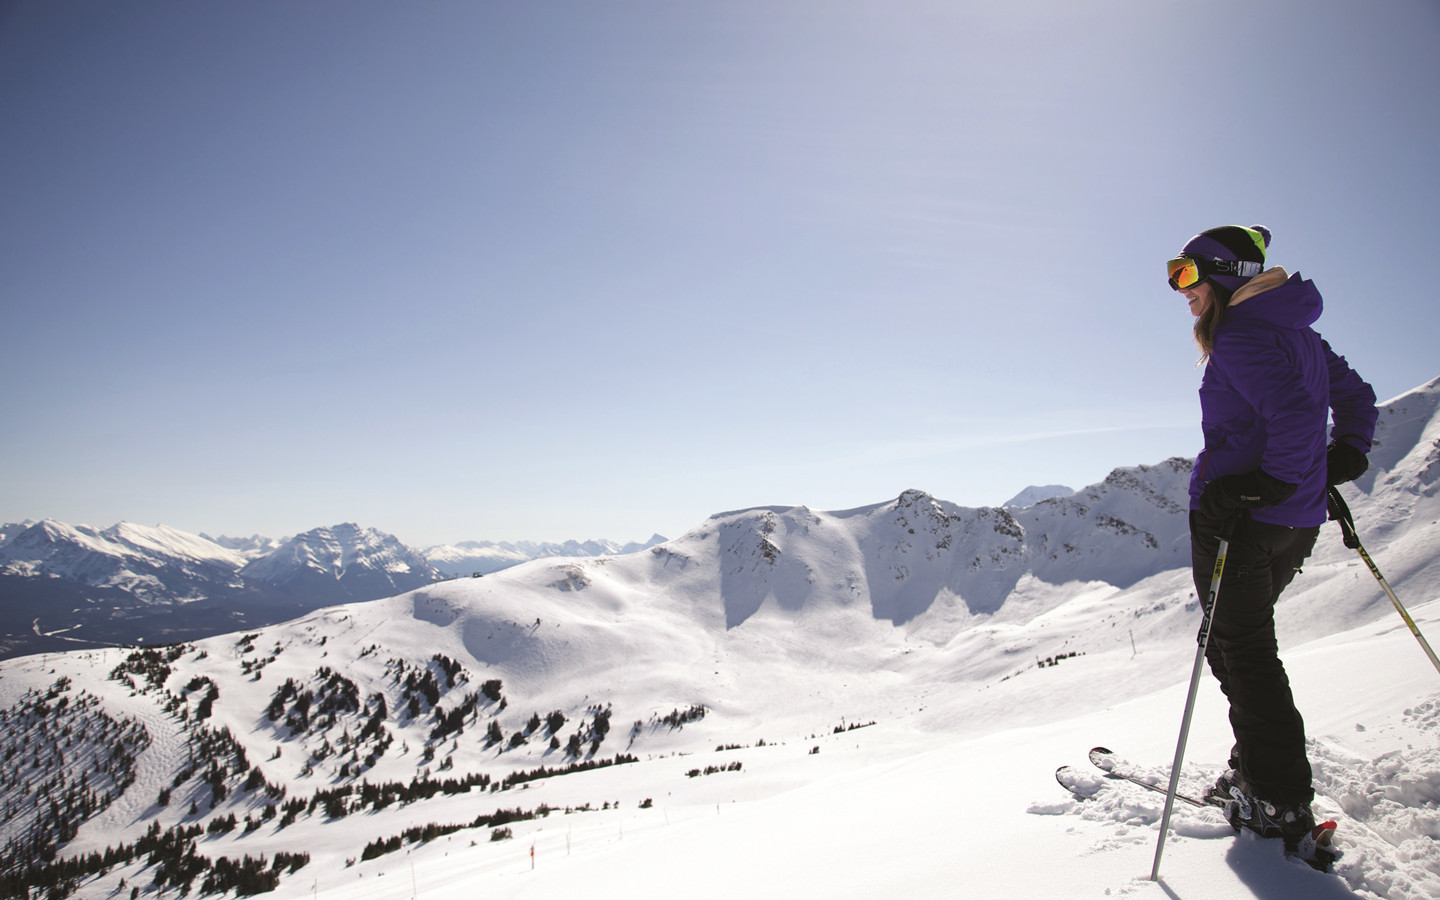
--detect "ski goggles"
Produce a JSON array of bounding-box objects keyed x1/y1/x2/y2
[{"x1": 1166, "y1": 256, "x2": 1263, "y2": 291}]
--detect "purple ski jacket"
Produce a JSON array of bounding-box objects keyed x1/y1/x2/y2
[{"x1": 1189, "y1": 268, "x2": 1378, "y2": 528}]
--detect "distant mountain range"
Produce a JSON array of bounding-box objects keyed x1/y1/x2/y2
[
  {"x1": 421, "y1": 535, "x2": 669, "y2": 577},
  {"x1": 1000, "y1": 484, "x2": 1074, "y2": 508},
  {"x1": 0, "y1": 522, "x2": 665, "y2": 659}
]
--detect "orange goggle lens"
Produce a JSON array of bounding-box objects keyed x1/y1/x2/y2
[{"x1": 1166, "y1": 257, "x2": 1202, "y2": 291}]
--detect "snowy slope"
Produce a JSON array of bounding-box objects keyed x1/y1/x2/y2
[{"x1": 2, "y1": 376, "x2": 1437, "y2": 899}]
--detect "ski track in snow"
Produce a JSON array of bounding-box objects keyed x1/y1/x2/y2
[{"x1": 68, "y1": 676, "x2": 191, "y2": 853}]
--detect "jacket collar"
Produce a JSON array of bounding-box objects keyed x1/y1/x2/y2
[{"x1": 1227, "y1": 266, "x2": 1290, "y2": 307}]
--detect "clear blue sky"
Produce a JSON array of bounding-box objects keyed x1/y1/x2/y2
[{"x1": 2, "y1": 0, "x2": 1437, "y2": 547}]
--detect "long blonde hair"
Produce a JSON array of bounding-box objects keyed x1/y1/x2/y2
[{"x1": 1193, "y1": 284, "x2": 1233, "y2": 364}]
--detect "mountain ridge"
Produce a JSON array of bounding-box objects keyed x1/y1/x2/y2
[{"x1": 0, "y1": 519, "x2": 670, "y2": 659}]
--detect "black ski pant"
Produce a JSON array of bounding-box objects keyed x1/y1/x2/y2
[{"x1": 1190, "y1": 511, "x2": 1319, "y2": 805}]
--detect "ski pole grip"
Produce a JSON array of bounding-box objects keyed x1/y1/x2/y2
[{"x1": 1327, "y1": 486, "x2": 1361, "y2": 550}]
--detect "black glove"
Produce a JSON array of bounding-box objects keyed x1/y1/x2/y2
[
  {"x1": 1327, "y1": 439, "x2": 1368, "y2": 485},
  {"x1": 1199, "y1": 469, "x2": 1298, "y2": 522}
]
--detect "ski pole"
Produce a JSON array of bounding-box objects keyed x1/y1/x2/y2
[
  {"x1": 1328, "y1": 486, "x2": 1440, "y2": 677},
  {"x1": 1151, "y1": 527, "x2": 1230, "y2": 882}
]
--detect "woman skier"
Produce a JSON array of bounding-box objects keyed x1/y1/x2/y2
[{"x1": 1168, "y1": 224, "x2": 1377, "y2": 845}]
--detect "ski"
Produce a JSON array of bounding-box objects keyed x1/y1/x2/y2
[
  {"x1": 1055, "y1": 763, "x2": 1205, "y2": 805},
  {"x1": 1058, "y1": 746, "x2": 1340, "y2": 872},
  {"x1": 1086, "y1": 746, "x2": 1210, "y2": 808}
]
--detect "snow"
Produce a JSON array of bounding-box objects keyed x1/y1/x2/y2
[
  {"x1": 105, "y1": 522, "x2": 251, "y2": 568},
  {"x1": 27, "y1": 599, "x2": 1435, "y2": 900},
  {"x1": 311, "y1": 600, "x2": 1440, "y2": 900},
  {"x1": 422, "y1": 535, "x2": 670, "y2": 577},
  {"x1": 0, "y1": 519, "x2": 248, "y2": 582},
  {"x1": 237, "y1": 523, "x2": 427, "y2": 581},
  {"x1": 2, "y1": 377, "x2": 1438, "y2": 899},
  {"x1": 1004, "y1": 484, "x2": 1075, "y2": 508}
]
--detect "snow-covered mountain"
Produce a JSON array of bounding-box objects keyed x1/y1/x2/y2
[
  {"x1": 0, "y1": 515, "x2": 668, "y2": 656},
  {"x1": 422, "y1": 534, "x2": 669, "y2": 576},
  {"x1": 0, "y1": 519, "x2": 670, "y2": 659},
  {"x1": 1003, "y1": 483, "x2": 1075, "y2": 507},
  {"x1": 0, "y1": 522, "x2": 442, "y2": 659},
  {"x1": 236, "y1": 523, "x2": 439, "y2": 602},
  {"x1": 1, "y1": 376, "x2": 1437, "y2": 900},
  {"x1": 0, "y1": 520, "x2": 36, "y2": 545},
  {"x1": 204, "y1": 533, "x2": 283, "y2": 557},
  {"x1": 0, "y1": 520, "x2": 248, "y2": 597}
]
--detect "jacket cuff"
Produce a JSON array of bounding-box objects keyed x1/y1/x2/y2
[{"x1": 1334, "y1": 433, "x2": 1372, "y2": 453}]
